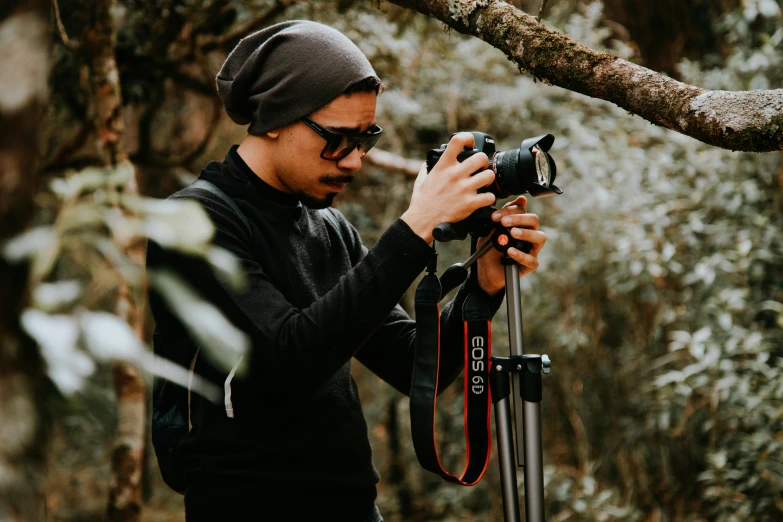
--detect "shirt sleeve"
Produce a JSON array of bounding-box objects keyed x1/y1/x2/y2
[{"x1": 146, "y1": 193, "x2": 434, "y2": 401}]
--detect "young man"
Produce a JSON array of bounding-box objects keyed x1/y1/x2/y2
[{"x1": 146, "y1": 20, "x2": 546, "y2": 522}]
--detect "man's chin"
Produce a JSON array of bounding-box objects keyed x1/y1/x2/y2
[{"x1": 297, "y1": 191, "x2": 336, "y2": 209}]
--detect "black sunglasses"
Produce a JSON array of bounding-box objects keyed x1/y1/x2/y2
[{"x1": 301, "y1": 116, "x2": 383, "y2": 161}]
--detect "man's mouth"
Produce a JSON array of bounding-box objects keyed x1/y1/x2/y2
[{"x1": 322, "y1": 177, "x2": 353, "y2": 190}]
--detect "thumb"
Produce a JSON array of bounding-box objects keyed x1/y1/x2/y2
[
  {"x1": 414, "y1": 161, "x2": 427, "y2": 190},
  {"x1": 504, "y1": 195, "x2": 528, "y2": 212}
]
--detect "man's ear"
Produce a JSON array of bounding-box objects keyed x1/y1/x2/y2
[{"x1": 265, "y1": 130, "x2": 280, "y2": 139}]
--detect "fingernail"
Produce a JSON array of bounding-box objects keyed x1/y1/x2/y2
[
  {"x1": 492, "y1": 212, "x2": 501, "y2": 220},
  {"x1": 502, "y1": 217, "x2": 512, "y2": 226}
]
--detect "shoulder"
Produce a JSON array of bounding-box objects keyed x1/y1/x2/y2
[
  {"x1": 319, "y1": 207, "x2": 365, "y2": 263},
  {"x1": 171, "y1": 181, "x2": 253, "y2": 246},
  {"x1": 319, "y1": 207, "x2": 358, "y2": 238}
]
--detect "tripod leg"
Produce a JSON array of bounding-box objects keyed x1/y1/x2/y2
[
  {"x1": 503, "y1": 261, "x2": 526, "y2": 467},
  {"x1": 491, "y1": 370, "x2": 521, "y2": 522},
  {"x1": 522, "y1": 400, "x2": 544, "y2": 522},
  {"x1": 504, "y1": 259, "x2": 546, "y2": 522}
]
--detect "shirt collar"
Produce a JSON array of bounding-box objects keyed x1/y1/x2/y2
[{"x1": 225, "y1": 144, "x2": 302, "y2": 209}]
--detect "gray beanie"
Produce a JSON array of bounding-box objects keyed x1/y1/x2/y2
[{"x1": 216, "y1": 20, "x2": 379, "y2": 135}]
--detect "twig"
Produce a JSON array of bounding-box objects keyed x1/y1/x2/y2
[
  {"x1": 364, "y1": 149, "x2": 422, "y2": 177},
  {"x1": 200, "y1": 0, "x2": 301, "y2": 53},
  {"x1": 536, "y1": 0, "x2": 549, "y2": 22},
  {"x1": 52, "y1": 0, "x2": 78, "y2": 50}
]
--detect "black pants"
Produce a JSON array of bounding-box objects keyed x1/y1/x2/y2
[{"x1": 184, "y1": 499, "x2": 383, "y2": 522}]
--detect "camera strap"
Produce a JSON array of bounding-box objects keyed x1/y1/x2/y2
[{"x1": 410, "y1": 243, "x2": 493, "y2": 486}]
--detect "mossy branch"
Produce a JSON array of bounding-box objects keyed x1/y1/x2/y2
[{"x1": 387, "y1": 0, "x2": 783, "y2": 153}]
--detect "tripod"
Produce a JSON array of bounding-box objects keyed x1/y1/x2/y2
[{"x1": 458, "y1": 236, "x2": 551, "y2": 522}]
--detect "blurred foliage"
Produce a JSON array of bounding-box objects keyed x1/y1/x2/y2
[
  {"x1": 15, "y1": 0, "x2": 783, "y2": 521},
  {"x1": 3, "y1": 160, "x2": 248, "y2": 401}
]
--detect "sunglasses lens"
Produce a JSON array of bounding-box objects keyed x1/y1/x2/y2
[
  {"x1": 322, "y1": 134, "x2": 381, "y2": 160},
  {"x1": 322, "y1": 136, "x2": 355, "y2": 160},
  {"x1": 357, "y1": 133, "x2": 381, "y2": 157},
  {"x1": 316, "y1": 124, "x2": 383, "y2": 160}
]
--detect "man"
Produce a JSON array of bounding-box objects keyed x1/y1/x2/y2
[{"x1": 146, "y1": 20, "x2": 546, "y2": 522}]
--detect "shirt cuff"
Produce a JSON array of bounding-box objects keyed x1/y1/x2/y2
[{"x1": 368, "y1": 217, "x2": 434, "y2": 284}]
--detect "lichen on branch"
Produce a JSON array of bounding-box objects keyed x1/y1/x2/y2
[{"x1": 388, "y1": 0, "x2": 783, "y2": 153}]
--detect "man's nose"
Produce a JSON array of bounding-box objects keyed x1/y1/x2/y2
[{"x1": 336, "y1": 146, "x2": 363, "y2": 173}]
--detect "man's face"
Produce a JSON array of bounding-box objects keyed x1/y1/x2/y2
[{"x1": 270, "y1": 90, "x2": 377, "y2": 209}]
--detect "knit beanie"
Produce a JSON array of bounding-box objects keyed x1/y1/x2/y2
[{"x1": 216, "y1": 20, "x2": 379, "y2": 135}]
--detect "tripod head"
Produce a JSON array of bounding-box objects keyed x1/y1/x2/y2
[{"x1": 438, "y1": 220, "x2": 534, "y2": 297}]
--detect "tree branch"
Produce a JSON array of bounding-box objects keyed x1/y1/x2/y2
[
  {"x1": 365, "y1": 148, "x2": 422, "y2": 177},
  {"x1": 536, "y1": 0, "x2": 548, "y2": 22},
  {"x1": 387, "y1": 0, "x2": 783, "y2": 153},
  {"x1": 199, "y1": 0, "x2": 302, "y2": 54},
  {"x1": 52, "y1": 0, "x2": 79, "y2": 50}
]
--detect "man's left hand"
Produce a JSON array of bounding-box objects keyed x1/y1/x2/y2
[{"x1": 475, "y1": 196, "x2": 546, "y2": 296}]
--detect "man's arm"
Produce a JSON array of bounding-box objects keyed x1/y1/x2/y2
[
  {"x1": 337, "y1": 218, "x2": 505, "y2": 396},
  {"x1": 146, "y1": 193, "x2": 434, "y2": 401}
]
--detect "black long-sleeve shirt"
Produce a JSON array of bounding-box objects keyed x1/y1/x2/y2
[{"x1": 146, "y1": 145, "x2": 505, "y2": 520}]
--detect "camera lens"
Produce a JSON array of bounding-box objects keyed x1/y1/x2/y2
[
  {"x1": 532, "y1": 146, "x2": 551, "y2": 186},
  {"x1": 494, "y1": 150, "x2": 520, "y2": 198}
]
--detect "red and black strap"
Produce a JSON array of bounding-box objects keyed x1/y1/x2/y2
[{"x1": 410, "y1": 261, "x2": 493, "y2": 486}]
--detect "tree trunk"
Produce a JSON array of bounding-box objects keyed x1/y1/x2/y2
[
  {"x1": 601, "y1": 0, "x2": 742, "y2": 78},
  {"x1": 0, "y1": 1, "x2": 53, "y2": 520},
  {"x1": 83, "y1": 0, "x2": 148, "y2": 520}
]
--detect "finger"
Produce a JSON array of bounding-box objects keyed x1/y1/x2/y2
[
  {"x1": 504, "y1": 196, "x2": 527, "y2": 211},
  {"x1": 507, "y1": 247, "x2": 540, "y2": 271},
  {"x1": 491, "y1": 196, "x2": 528, "y2": 221},
  {"x1": 460, "y1": 151, "x2": 489, "y2": 174},
  {"x1": 438, "y1": 132, "x2": 475, "y2": 166},
  {"x1": 467, "y1": 169, "x2": 495, "y2": 191},
  {"x1": 492, "y1": 205, "x2": 524, "y2": 222},
  {"x1": 510, "y1": 228, "x2": 546, "y2": 256},
  {"x1": 500, "y1": 213, "x2": 540, "y2": 230},
  {"x1": 474, "y1": 191, "x2": 497, "y2": 209}
]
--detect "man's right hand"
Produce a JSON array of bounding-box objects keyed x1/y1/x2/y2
[{"x1": 401, "y1": 132, "x2": 496, "y2": 244}]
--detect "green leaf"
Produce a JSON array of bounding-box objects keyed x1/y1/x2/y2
[
  {"x1": 121, "y1": 194, "x2": 215, "y2": 254},
  {"x1": 79, "y1": 310, "x2": 222, "y2": 402},
  {"x1": 148, "y1": 269, "x2": 249, "y2": 376},
  {"x1": 32, "y1": 280, "x2": 83, "y2": 311},
  {"x1": 50, "y1": 161, "x2": 134, "y2": 200},
  {"x1": 2, "y1": 225, "x2": 60, "y2": 280},
  {"x1": 58, "y1": 203, "x2": 106, "y2": 233},
  {"x1": 205, "y1": 245, "x2": 247, "y2": 292},
  {"x1": 20, "y1": 309, "x2": 94, "y2": 396},
  {"x1": 80, "y1": 311, "x2": 146, "y2": 362},
  {"x1": 143, "y1": 352, "x2": 222, "y2": 403}
]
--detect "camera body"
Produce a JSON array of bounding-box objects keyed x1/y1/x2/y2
[
  {"x1": 425, "y1": 131, "x2": 561, "y2": 242},
  {"x1": 427, "y1": 132, "x2": 500, "y2": 197}
]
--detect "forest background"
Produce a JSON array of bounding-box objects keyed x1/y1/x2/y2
[{"x1": 1, "y1": 0, "x2": 782, "y2": 521}]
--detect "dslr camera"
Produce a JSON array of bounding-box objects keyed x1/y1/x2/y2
[{"x1": 426, "y1": 132, "x2": 561, "y2": 242}]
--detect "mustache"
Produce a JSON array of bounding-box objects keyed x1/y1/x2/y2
[{"x1": 319, "y1": 174, "x2": 355, "y2": 184}]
